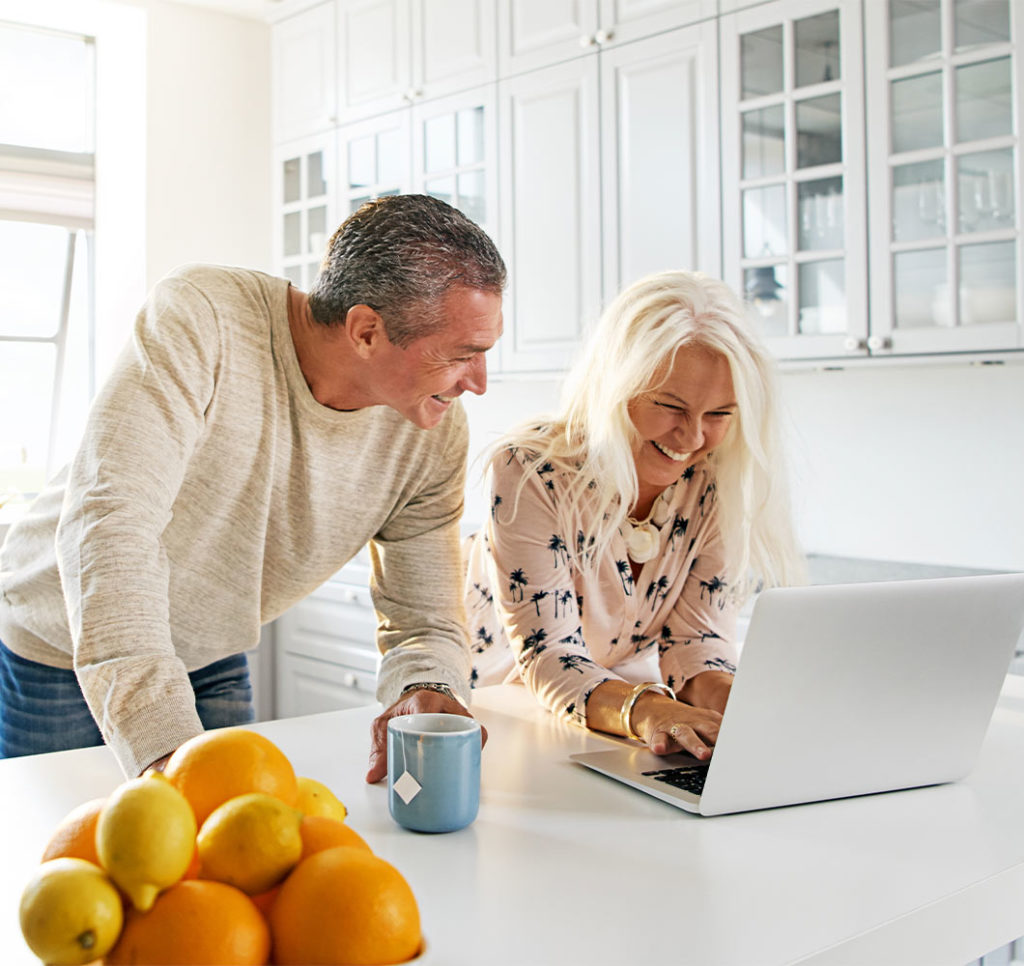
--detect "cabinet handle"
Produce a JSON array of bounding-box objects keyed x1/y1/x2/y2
[
  {"x1": 867, "y1": 335, "x2": 893, "y2": 352},
  {"x1": 579, "y1": 33, "x2": 596, "y2": 47},
  {"x1": 594, "y1": 28, "x2": 614, "y2": 45},
  {"x1": 343, "y1": 672, "x2": 358, "y2": 688},
  {"x1": 843, "y1": 337, "x2": 867, "y2": 352}
]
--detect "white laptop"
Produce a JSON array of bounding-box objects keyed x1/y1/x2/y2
[{"x1": 570, "y1": 573, "x2": 1024, "y2": 816}]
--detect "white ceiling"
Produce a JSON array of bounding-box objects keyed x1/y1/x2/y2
[{"x1": 167, "y1": 0, "x2": 281, "y2": 20}]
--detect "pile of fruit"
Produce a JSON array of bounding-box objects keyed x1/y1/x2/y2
[{"x1": 18, "y1": 728, "x2": 422, "y2": 965}]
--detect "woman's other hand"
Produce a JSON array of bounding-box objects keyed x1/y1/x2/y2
[
  {"x1": 678, "y1": 669, "x2": 733, "y2": 715},
  {"x1": 586, "y1": 679, "x2": 723, "y2": 760},
  {"x1": 633, "y1": 694, "x2": 722, "y2": 759}
]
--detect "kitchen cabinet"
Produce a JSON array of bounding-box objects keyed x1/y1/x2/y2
[
  {"x1": 497, "y1": 57, "x2": 601, "y2": 372},
  {"x1": 270, "y1": 0, "x2": 1024, "y2": 373},
  {"x1": 600, "y1": 21, "x2": 721, "y2": 300},
  {"x1": 274, "y1": 548, "x2": 381, "y2": 718},
  {"x1": 722, "y1": 0, "x2": 1022, "y2": 362},
  {"x1": 720, "y1": 0, "x2": 869, "y2": 361},
  {"x1": 336, "y1": 86, "x2": 499, "y2": 244},
  {"x1": 495, "y1": 0, "x2": 715, "y2": 77},
  {"x1": 498, "y1": 20, "x2": 720, "y2": 372},
  {"x1": 336, "y1": 0, "x2": 496, "y2": 124},
  {"x1": 272, "y1": 133, "x2": 337, "y2": 289},
  {"x1": 272, "y1": 1, "x2": 337, "y2": 143},
  {"x1": 864, "y1": 0, "x2": 1023, "y2": 355},
  {"x1": 270, "y1": 2, "x2": 723, "y2": 374}
]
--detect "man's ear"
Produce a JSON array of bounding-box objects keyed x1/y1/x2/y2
[{"x1": 345, "y1": 304, "x2": 388, "y2": 358}]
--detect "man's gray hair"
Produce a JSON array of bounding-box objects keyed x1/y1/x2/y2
[{"x1": 307, "y1": 194, "x2": 506, "y2": 348}]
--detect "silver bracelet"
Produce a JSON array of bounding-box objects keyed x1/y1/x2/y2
[{"x1": 400, "y1": 681, "x2": 466, "y2": 707}]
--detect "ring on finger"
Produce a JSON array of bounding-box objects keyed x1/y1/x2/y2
[{"x1": 669, "y1": 724, "x2": 680, "y2": 739}]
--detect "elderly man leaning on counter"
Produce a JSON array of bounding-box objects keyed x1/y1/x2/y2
[{"x1": 0, "y1": 194, "x2": 504, "y2": 781}]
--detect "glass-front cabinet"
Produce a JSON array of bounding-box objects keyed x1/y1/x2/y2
[
  {"x1": 866, "y1": 0, "x2": 1023, "y2": 354},
  {"x1": 273, "y1": 134, "x2": 337, "y2": 290},
  {"x1": 336, "y1": 87, "x2": 497, "y2": 241},
  {"x1": 724, "y1": 0, "x2": 1022, "y2": 361},
  {"x1": 721, "y1": 0, "x2": 868, "y2": 360}
]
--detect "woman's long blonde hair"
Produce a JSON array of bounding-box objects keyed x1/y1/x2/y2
[{"x1": 485, "y1": 270, "x2": 805, "y2": 594}]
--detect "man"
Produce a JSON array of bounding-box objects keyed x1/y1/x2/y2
[{"x1": 0, "y1": 194, "x2": 505, "y2": 782}]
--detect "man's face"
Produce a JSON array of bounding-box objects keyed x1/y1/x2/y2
[{"x1": 375, "y1": 286, "x2": 503, "y2": 429}]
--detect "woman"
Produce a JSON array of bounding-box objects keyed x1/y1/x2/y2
[{"x1": 464, "y1": 270, "x2": 805, "y2": 761}]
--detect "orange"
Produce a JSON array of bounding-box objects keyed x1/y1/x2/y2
[
  {"x1": 250, "y1": 884, "x2": 280, "y2": 920},
  {"x1": 182, "y1": 843, "x2": 201, "y2": 880},
  {"x1": 163, "y1": 728, "x2": 298, "y2": 826},
  {"x1": 104, "y1": 879, "x2": 269, "y2": 965},
  {"x1": 269, "y1": 847, "x2": 421, "y2": 965},
  {"x1": 40, "y1": 797, "x2": 106, "y2": 866},
  {"x1": 299, "y1": 814, "x2": 372, "y2": 861}
]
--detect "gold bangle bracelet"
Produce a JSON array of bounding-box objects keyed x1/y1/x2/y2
[{"x1": 620, "y1": 681, "x2": 675, "y2": 742}]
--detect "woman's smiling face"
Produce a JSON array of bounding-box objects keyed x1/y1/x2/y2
[{"x1": 627, "y1": 344, "x2": 737, "y2": 514}]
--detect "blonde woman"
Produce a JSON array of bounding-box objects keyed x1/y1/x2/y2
[{"x1": 464, "y1": 270, "x2": 805, "y2": 760}]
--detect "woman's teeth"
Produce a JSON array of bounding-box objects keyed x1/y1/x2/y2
[{"x1": 653, "y1": 441, "x2": 691, "y2": 462}]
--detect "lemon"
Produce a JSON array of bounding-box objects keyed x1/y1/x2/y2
[
  {"x1": 295, "y1": 775, "x2": 348, "y2": 822},
  {"x1": 96, "y1": 772, "x2": 197, "y2": 912},
  {"x1": 19, "y1": 858, "x2": 123, "y2": 965},
  {"x1": 197, "y1": 792, "x2": 303, "y2": 895}
]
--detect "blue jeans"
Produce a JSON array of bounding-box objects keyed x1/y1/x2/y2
[{"x1": 0, "y1": 639, "x2": 254, "y2": 759}]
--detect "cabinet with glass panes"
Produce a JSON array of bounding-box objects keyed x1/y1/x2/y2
[
  {"x1": 272, "y1": 134, "x2": 337, "y2": 289},
  {"x1": 721, "y1": 0, "x2": 1022, "y2": 361},
  {"x1": 335, "y1": 86, "x2": 497, "y2": 249},
  {"x1": 721, "y1": 0, "x2": 867, "y2": 361},
  {"x1": 865, "y1": 0, "x2": 1022, "y2": 354}
]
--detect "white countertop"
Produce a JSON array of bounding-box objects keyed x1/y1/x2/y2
[{"x1": 3, "y1": 678, "x2": 1024, "y2": 965}]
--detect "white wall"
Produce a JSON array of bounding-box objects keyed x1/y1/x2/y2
[
  {"x1": 143, "y1": 1, "x2": 270, "y2": 286},
  {"x1": 782, "y1": 360, "x2": 1024, "y2": 571},
  {"x1": 463, "y1": 361, "x2": 1024, "y2": 573}
]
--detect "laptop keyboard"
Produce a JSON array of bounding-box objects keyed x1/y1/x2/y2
[{"x1": 642, "y1": 765, "x2": 709, "y2": 796}]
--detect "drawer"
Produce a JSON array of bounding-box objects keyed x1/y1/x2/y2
[{"x1": 276, "y1": 652, "x2": 379, "y2": 718}]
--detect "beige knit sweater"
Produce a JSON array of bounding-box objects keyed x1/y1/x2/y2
[{"x1": 0, "y1": 265, "x2": 471, "y2": 776}]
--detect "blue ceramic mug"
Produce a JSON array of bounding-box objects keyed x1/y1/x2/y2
[{"x1": 387, "y1": 713, "x2": 481, "y2": 833}]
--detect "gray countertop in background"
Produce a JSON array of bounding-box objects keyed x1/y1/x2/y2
[{"x1": 805, "y1": 553, "x2": 1000, "y2": 584}]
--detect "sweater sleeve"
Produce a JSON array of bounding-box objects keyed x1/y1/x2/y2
[
  {"x1": 657, "y1": 492, "x2": 740, "y2": 692},
  {"x1": 372, "y1": 403, "x2": 474, "y2": 708},
  {"x1": 55, "y1": 271, "x2": 219, "y2": 776},
  {"x1": 484, "y1": 451, "x2": 613, "y2": 725}
]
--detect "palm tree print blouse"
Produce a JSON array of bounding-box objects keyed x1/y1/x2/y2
[{"x1": 463, "y1": 447, "x2": 739, "y2": 729}]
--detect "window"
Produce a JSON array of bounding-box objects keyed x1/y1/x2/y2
[{"x1": 0, "y1": 21, "x2": 95, "y2": 505}]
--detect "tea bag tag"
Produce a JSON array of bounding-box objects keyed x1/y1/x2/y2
[{"x1": 394, "y1": 770, "x2": 422, "y2": 804}]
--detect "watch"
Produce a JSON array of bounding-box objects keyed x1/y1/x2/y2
[{"x1": 400, "y1": 681, "x2": 466, "y2": 707}]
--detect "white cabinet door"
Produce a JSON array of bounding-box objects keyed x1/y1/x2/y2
[
  {"x1": 272, "y1": 1, "x2": 338, "y2": 143},
  {"x1": 598, "y1": 0, "x2": 715, "y2": 48},
  {"x1": 600, "y1": 21, "x2": 721, "y2": 299},
  {"x1": 412, "y1": 0, "x2": 496, "y2": 99},
  {"x1": 864, "y1": 0, "x2": 1023, "y2": 355},
  {"x1": 337, "y1": 109, "x2": 412, "y2": 218},
  {"x1": 273, "y1": 133, "x2": 338, "y2": 289},
  {"x1": 497, "y1": 0, "x2": 599, "y2": 77},
  {"x1": 338, "y1": 0, "x2": 496, "y2": 123},
  {"x1": 412, "y1": 87, "x2": 499, "y2": 242},
  {"x1": 498, "y1": 57, "x2": 602, "y2": 372},
  {"x1": 720, "y1": 0, "x2": 868, "y2": 362},
  {"x1": 337, "y1": 0, "x2": 413, "y2": 122}
]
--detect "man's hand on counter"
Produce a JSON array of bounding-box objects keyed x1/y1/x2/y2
[{"x1": 366, "y1": 686, "x2": 488, "y2": 784}]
